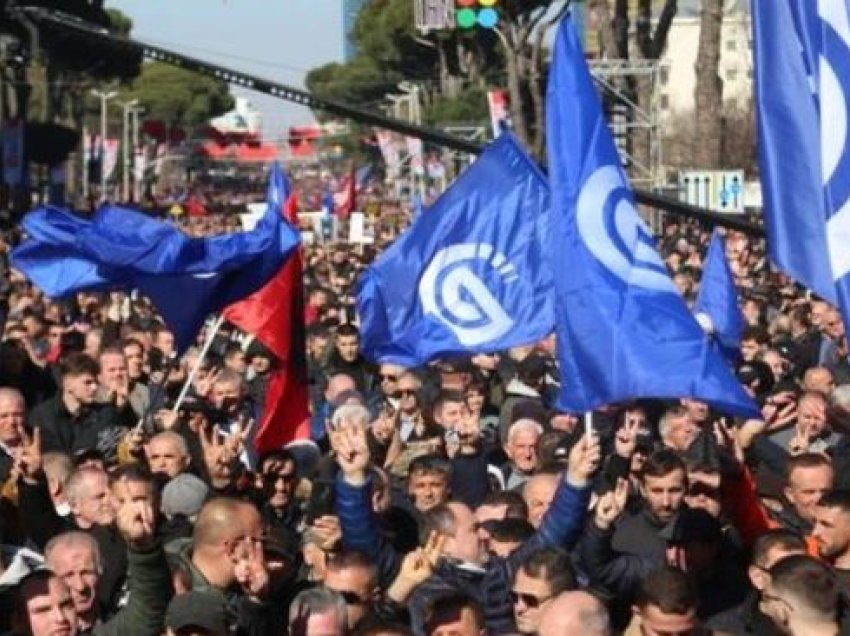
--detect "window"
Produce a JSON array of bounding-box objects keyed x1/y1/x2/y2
[
  {"x1": 726, "y1": 69, "x2": 738, "y2": 82},
  {"x1": 659, "y1": 67, "x2": 669, "y2": 85},
  {"x1": 726, "y1": 39, "x2": 737, "y2": 51},
  {"x1": 660, "y1": 94, "x2": 669, "y2": 110}
]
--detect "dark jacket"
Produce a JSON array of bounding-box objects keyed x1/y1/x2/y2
[
  {"x1": 335, "y1": 472, "x2": 591, "y2": 635},
  {"x1": 166, "y1": 538, "x2": 273, "y2": 636},
  {"x1": 91, "y1": 542, "x2": 173, "y2": 636},
  {"x1": 30, "y1": 396, "x2": 134, "y2": 463}
]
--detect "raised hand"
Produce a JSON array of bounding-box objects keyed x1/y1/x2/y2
[
  {"x1": 713, "y1": 419, "x2": 745, "y2": 465},
  {"x1": 234, "y1": 536, "x2": 269, "y2": 601},
  {"x1": 594, "y1": 478, "x2": 629, "y2": 530},
  {"x1": 154, "y1": 408, "x2": 179, "y2": 431},
  {"x1": 387, "y1": 531, "x2": 445, "y2": 603},
  {"x1": 566, "y1": 431, "x2": 602, "y2": 487},
  {"x1": 115, "y1": 499, "x2": 156, "y2": 550},
  {"x1": 788, "y1": 419, "x2": 812, "y2": 456},
  {"x1": 124, "y1": 427, "x2": 146, "y2": 456},
  {"x1": 311, "y1": 515, "x2": 342, "y2": 552},
  {"x1": 335, "y1": 423, "x2": 370, "y2": 485},
  {"x1": 14, "y1": 425, "x2": 42, "y2": 484},
  {"x1": 195, "y1": 369, "x2": 221, "y2": 400},
  {"x1": 614, "y1": 417, "x2": 640, "y2": 459}
]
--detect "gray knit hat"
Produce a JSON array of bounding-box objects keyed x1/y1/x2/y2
[{"x1": 161, "y1": 473, "x2": 210, "y2": 519}]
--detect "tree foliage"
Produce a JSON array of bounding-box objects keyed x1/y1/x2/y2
[{"x1": 120, "y1": 62, "x2": 234, "y2": 128}]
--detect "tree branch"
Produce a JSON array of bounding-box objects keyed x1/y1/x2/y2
[{"x1": 649, "y1": 0, "x2": 678, "y2": 59}]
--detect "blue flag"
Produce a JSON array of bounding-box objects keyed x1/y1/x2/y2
[
  {"x1": 753, "y1": 0, "x2": 850, "y2": 334},
  {"x1": 694, "y1": 231, "x2": 745, "y2": 363},
  {"x1": 356, "y1": 133, "x2": 554, "y2": 366},
  {"x1": 545, "y1": 14, "x2": 758, "y2": 417},
  {"x1": 11, "y1": 165, "x2": 300, "y2": 353}
]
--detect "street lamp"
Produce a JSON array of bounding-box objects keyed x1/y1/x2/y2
[{"x1": 91, "y1": 89, "x2": 117, "y2": 199}]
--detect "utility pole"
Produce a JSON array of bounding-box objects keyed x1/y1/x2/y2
[
  {"x1": 119, "y1": 99, "x2": 137, "y2": 202},
  {"x1": 130, "y1": 104, "x2": 144, "y2": 202},
  {"x1": 91, "y1": 89, "x2": 116, "y2": 200}
]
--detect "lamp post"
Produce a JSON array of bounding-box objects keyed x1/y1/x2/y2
[{"x1": 91, "y1": 89, "x2": 117, "y2": 199}]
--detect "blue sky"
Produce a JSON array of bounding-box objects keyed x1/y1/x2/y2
[{"x1": 106, "y1": 0, "x2": 344, "y2": 140}]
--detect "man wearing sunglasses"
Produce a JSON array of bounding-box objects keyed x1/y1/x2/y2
[{"x1": 511, "y1": 547, "x2": 576, "y2": 634}]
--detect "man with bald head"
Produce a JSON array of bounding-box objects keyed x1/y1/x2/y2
[
  {"x1": 538, "y1": 591, "x2": 611, "y2": 636},
  {"x1": 166, "y1": 497, "x2": 272, "y2": 635},
  {"x1": 0, "y1": 387, "x2": 26, "y2": 484},
  {"x1": 144, "y1": 431, "x2": 190, "y2": 479},
  {"x1": 523, "y1": 472, "x2": 559, "y2": 528}
]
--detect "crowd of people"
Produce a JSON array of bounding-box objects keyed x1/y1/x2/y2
[{"x1": 0, "y1": 199, "x2": 848, "y2": 636}]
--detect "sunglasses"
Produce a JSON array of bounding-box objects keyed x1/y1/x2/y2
[
  {"x1": 380, "y1": 374, "x2": 399, "y2": 382},
  {"x1": 336, "y1": 590, "x2": 367, "y2": 606},
  {"x1": 262, "y1": 472, "x2": 297, "y2": 485},
  {"x1": 687, "y1": 483, "x2": 720, "y2": 499},
  {"x1": 510, "y1": 590, "x2": 552, "y2": 609},
  {"x1": 393, "y1": 389, "x2": 417, "y2": 398}
]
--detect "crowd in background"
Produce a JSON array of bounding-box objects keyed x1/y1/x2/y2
[{"x1": 0, "y1": 197, "x2": 848, "y2": 636}]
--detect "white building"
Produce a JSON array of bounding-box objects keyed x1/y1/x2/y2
[{"x1": 657, "y1": 1, "x2": 752, "y2": 121}]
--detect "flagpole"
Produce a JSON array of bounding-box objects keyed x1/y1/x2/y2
[
  {"x1": 171, "y1": 314, "x2": 226, "y2": 414},
  {"x1": 584, "y1": 411, "x2": 594, "y2": 438}
]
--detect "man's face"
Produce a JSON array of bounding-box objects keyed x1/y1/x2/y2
[
  {"x1": 261, "y1": 458, "x2": 297, "y2": 509},
  {"x1": 475, "y1": 503, "x2": 506, "y2": 548},
  {"x1": 681, "y1": 399, "x2": 709, "y2": 423},
  {"x1": 154, "y1": 331, "x2": 175, "y2": 355},
  {"x1": 378, "y1": 365, "x2": 402, "y2": 398},
  {"x1": 824, "y1": 310, "x2": 845, "y2": 340},
  {"x1": 427, "y1": 608, "x2": 483, "y2": 636},
  {"x1": 444, "y1": 503, "x2": 486, "y2": 565},
  {"x1": 22, "y1": 576, "x2": 77, "y2": 636},
  {"x1": 71, "y1": 472, "x2": 115, "y2": 528},
  {"x1": 122, "y1": 344, "x2": 144, "y2": 380},
  {"x1": 785, "y1": 465, "x2": 834, "y2": 522},
  {"x1": 740, "y1": 338, "x2": 760, "y2": 361},
  {"x1": 225, "y1": 352, "x2": 247, "y2": 375},
  {"x1": 435, "y1": 400, "x2": 465, "y2": 430},
  {"x1": 212, "y1": 381, "x2": 241, "y2": 413},
  {"x1": 48, "y1": 543, "x2": 99, "y2": 617},
  {"x1": 797, "y1": 396, "x2": 828, "y2": 438},
  {"x1": 512, "y1": 569, "x2": 555, "y2": 634},
  {"x1": 335, "y1": 335, "x2": 359, "y2": 363},
  {"x1": 323, "y1": 566, "x2": 374, "y2": 630},
  {"x1": 524, "y1": 475, "x2": 559, "y2": 528},
  {"x1": 408, "y1": 471, "x2": 449, "y2": 513},
  {"x1": 641, "y1": 469, "x2": 687, "y2": 523},
  {"x1": 98, "y1": 353, "x2": 128, "y2": 389},
  {"x1": 250, "y1": 356, "x2": 271, "y2": 375},
  {"x1": 64, "y1": 373, "x2": 98, "y2": 406},
  {"x1": 111, "y1": 478, "x2": 155, "y2": 510},
  {"x1": 0, "y1": 392, "x2": 25, "y2": 447},
  {"x1": 396, "y1": 377, "x2": 420, "y2": 414},
  {"x1": 505, "y1": 429, "x2": 540, "y2": 475},
  {"x1": 664, "y1": 415, "x2": 699, "y2": 452},
  {"x1": 635, "y1": 604, "x2": 699, "y2": 636},
  {"x1": 145, "y1": 438, "x2": 188, "y2": 479},
  {"x1": 812, "y1": 505, "x2": 850, "y2": 561}
]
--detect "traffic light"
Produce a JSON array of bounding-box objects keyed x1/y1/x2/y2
[{"x1": 455, "y1": 0, "x2": 499, "y2": 30}]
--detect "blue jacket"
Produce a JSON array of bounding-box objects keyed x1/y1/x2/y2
[{"x1": 335, "y1": 473, "x2": 591, "y2": 635}]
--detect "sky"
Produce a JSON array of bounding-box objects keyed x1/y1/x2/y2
[{"x1": 106, "y1": 0, "x2": 345, "y2": 141}]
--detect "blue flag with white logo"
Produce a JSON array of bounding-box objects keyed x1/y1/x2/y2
[
  {"x1": 545, "y1": 14, "x2": 759, "y2": 417},
  {"x1": 694, "y1": 231, "x2": 745, "y2": 363},
  {"x1": 753, "y1": 0, "x2": 850, "y2": 336},
  {"x1": 356, "y1": 133, "x2": 554, "y2": 366}
]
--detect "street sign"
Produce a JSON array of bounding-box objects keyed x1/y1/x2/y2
[{"x1": 678, "y1": 169, "x2": 745, "y2": 213}]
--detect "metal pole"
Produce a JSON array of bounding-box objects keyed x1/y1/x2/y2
[
  {"x1": 91, "y1": 89, "x2": 117, "y2": 201},
  {"x1": 122, "y1": 103, "x2": 129, "y2": 201}
]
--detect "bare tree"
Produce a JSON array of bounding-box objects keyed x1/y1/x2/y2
[{"x1": 693, "y1": 0, "x2": 724, "y2": 168}]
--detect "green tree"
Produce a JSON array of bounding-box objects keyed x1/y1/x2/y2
[{"x1": 120, "y1": 62, "x2": 234, "y2": 128}]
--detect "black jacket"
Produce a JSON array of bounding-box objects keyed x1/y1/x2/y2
[{"x1": 30, "y1": 396, "x2": 134, "y2": 463}]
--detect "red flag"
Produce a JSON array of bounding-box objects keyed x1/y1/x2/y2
[
  {"x1": 222, "y1": 192, "x2": 310, "y2": 454},
  {"x1": 333, "y1": 168, "x2": 356, "y2": 221}
]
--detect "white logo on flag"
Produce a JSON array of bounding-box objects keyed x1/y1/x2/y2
[
  {"x1": 819, "y1": 0, "x2": 850, "y2": 281},
  {"x1": 576, "y1": 165, "x2": 675, "y2": 293},
  {"x1": 419, "y1": 243, "x2": 517, "y2": 347}
]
